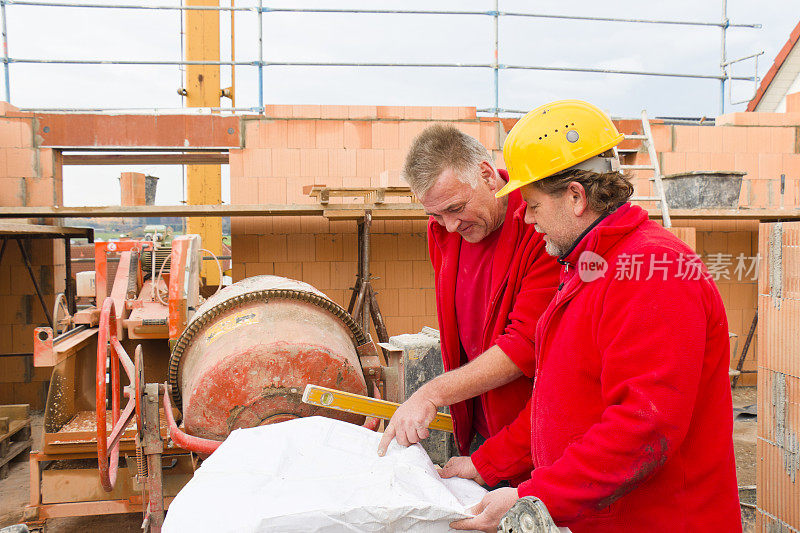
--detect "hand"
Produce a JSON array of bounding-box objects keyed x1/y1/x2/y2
[
  {"x1": 450, "y1": 487, "x2": 519, "y2": 532},
  {"x1": 377, "y1": 391, "x2": 438, "y2": 456},
  {"x1": 439, "y1": 456, "x2": 485, "y2": 486}
]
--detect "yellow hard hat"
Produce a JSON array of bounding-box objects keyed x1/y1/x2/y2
[{"x1": 496, "y1": 99, "x2": 624, "y2": 197}]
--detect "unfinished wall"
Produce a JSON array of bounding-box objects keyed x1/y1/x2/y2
[
  {"x1": 0, "y1": 104, "x2": 65, "y2": 409},
  {"x1": 229, "y1": 106, "x2": 504, "y2": 339},
  {"x1": 756, "y1": 221, "x2": 800, "y2": 531}
]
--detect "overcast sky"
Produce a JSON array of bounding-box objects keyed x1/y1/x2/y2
[{"x1": 3, "y1": 1, "x2": 796, "y2": 205}]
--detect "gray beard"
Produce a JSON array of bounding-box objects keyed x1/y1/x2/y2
[{"x1": 544, "y1": 239, "x2": 563, "y2": 257}]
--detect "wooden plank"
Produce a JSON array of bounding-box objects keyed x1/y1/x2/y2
[
  {"x1": 63, "y1": 153, "x2": 229, "y2": 165},
  {"x1": 324, "y1": 207, "x2": 428, "y2": 220},
  {"x1": 37, "y1": 497, "x2": 176, "y2": 520},
  {"x1": 0, "y1": 223, "x2": 93, "y2": 237},
  {"x1": 0, "y1": 419, "x2": 28, "y2": 443},
  {"x1": 0, "y1": 438, "x2": 33, "y2": 471},
  {"x1": 0, "y1": 404, "x2": 30, "y2": 421},
  {"x1": 0, "y1": 204, "x2": 325, "y2": 218}
]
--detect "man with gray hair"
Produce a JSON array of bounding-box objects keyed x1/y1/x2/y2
[{"x1": 377, "y1": 125, "x2": 559, "y2": 477}]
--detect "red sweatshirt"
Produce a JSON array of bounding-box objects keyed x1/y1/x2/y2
[
  {"x1": 428, "y1": 172, "x2": 560, "y2": 457},
  {"x1": 472, "y1": 203, "x2": 741, "y2": 532}
]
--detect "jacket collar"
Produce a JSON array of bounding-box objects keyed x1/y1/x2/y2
[{"x1": 558, "y1": 202, "x2": 649, "y2": 268}]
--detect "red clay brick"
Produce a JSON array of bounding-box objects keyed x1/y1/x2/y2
[
  {"x1": 0, "y1": 177, "x2": 24, "y2": 206},
  {"x1": 232, "y1": 234, "x2": 259, "y2": 263},
  {"x1": 786, "y1": 91, "x2": 800, "y2": 113},
  {"x1": 377, "y1": 106, "x2": 405, "y2": 120},
  {"x1": 412, "y1": 260, "x2": 434, "y2": 288},
  {"x1": 287, "y1": 120, "x2": 317, "y2": 149},
  {"x1": 299, "y1": 149, "x2": 330, "y2": 178},
  {"x1": 302, "y1": 261, "x2": 331, "y2": 288},
  {"x1": 320, "y1": 105, "x2": 350, "y2": 119},
  {"x1": 343, "y1": 121, "x2": 372, "y2": 149},
  {"x1": 258, "y1": 178, "x2": 287, "y2": 203},
  {"x1": 245, "y1": 262, "x2": 274, "y2": 277},
  {"x1": 673, "y1": 126, "x2": 699, "y2": 152},
  {"x1": 356, "y1": 150, "x2": 385, "y2": 177},
  {"x1": 372, "y1": 122, "x2": 400, "y2": 149},
  {"x1": 316, "y1": 121, "x2": 344, "y2": 149},
  {"x1": 328, "y1": 149, "x2": 358, "y2": 177},
  {"x1": 770, "y1": 127, "x2": 796, "y2": 153},
  {"x1": 661, "y1": 152, "x2": 687, "y2": 175},
  {"x1": 5, "y1": 148, "x2": 35, "y2": 177},
  {"x1": 315, "y1": 234, "x2": 344, "y2": 262},
  {"x1": 746, "y1": 127, "x2": 772, "y2": 153},
  {"x1": 348, "y1": 106, "x2": 378, "y2": 119},
  {"x1": 271, "y1": 148, "x2": 301, "y2": 177},
  {"x1": 685, "y1": 152, "x2": 712, "y2": 171},
  {"x1": 26, "y1": 177, "x2": 55, "y2": 207},
  {"x1": 263, "y1": 105, "x2": 293, "y2": 117},
  {"x1": 287, "y1": 233, "x2": 315, "y2": 262},
  {"x1": 291, "y1": 105, "x2": 321, "y2": 119},
  {"x1": 697, "y1": 127, "x2": 724, "y2": 153},
  {"x1": 758, "y1": 153, "x2": 783, "y2": 180},
  {"x1": 710, "y1": 152, "x2": 736, "y2": 171},
  {"x1": 404, "y1": 107, "x2": 432, "y2": 120},
  {"x1": 261, "y1": 120, "x2": 289, "y2": 148},
  {"x1": 273, "y1": 261, "x2": 303, "y2": 280},
  {"x1": 375, "y1": 287, "x2": 399, "y2": 316},
  {"x1": 431, "y1": 107, "x2": 461, "y2": 120}
]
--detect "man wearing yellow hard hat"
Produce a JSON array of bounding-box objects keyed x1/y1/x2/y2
[{"x1": 441, "y1": 100, "x2": 741, "y2": 532}]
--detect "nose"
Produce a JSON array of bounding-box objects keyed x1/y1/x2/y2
[
  {"x1": 524, "y1": 206, "x2": 536, "y2": 226},
  {"x1": 443, "y1": 214, "x2": 461, "y2": 233}
]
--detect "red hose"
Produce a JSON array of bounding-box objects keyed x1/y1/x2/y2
[{"x1": 161, "y1": 384, "x2": 222, "y2": 456}]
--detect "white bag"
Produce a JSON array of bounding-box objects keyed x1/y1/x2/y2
[{"x1": 163, "y1": 416, "x2": 487, "y2": 532}]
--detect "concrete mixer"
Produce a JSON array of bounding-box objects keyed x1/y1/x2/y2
[{"x1": 26, "y1": 235, "x2": 419, "y2": 532}]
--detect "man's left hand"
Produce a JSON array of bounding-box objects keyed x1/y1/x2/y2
[{"x1": 450, "y1": 487, "x2": 519, "y2": 532}]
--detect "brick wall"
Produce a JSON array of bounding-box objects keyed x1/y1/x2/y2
[
  {"x1": 0, "y1": 104, "x2": 64, "y2": 409},
  {"x1": 229, "y1": 106, "x2": 505, "y2": 339}
]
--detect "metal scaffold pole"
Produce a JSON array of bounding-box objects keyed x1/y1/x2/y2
[{"x1": 1, "y1": 0, "x2": 10, "y2": 103}]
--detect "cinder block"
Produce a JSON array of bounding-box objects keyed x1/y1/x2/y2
[
  {"x1": 343, "y1": 121, "x2": 372, "y2": 149},
  {"x1": 316, "y1": 121, "x2": 344, "y2": 149},
  {"x1": 286, "y1": 234, "x2": 315, "y2": 262}
]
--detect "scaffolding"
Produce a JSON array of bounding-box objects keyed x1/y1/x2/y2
[{"x1": 0, "y1": 0, "x2": 762, "y2": 115}]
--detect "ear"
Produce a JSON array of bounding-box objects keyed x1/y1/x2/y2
[
  {"x1": 479, "y1": 161, "x2": 500, "y2": 191},
  {"x1": 566, "y1": 181, "x2": 589, "y2": 217}
]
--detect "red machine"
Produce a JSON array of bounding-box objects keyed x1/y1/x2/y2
[{"x1": 26, "y1": 233, "x2": 400, "y2": 532}]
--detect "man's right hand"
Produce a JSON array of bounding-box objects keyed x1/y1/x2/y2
[
  {"x1": 439, "y1": 456, "x2": 485, "y2": 485},
  {"x1": 377, "y1": 391, "x2": 438, "y2": 456}
]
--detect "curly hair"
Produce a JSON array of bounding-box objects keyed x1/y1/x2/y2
[{"x1": 532, "y1": 169, "x2": 634, "y2": 214}]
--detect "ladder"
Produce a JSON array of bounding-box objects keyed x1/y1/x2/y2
[{"x1": 618, "y1": 110, "x2": 672, "y2": 228}]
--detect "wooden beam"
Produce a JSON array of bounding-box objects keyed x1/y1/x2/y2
[
  {"x1": 2, "y1": 205, "x2": 797, "y2": 221},
  {"x1": 0, "y1": 223, "x2": 93, "y2": 237},
  {"x1": 62, "y1": 153, "x2": 229, "y2": 165}
]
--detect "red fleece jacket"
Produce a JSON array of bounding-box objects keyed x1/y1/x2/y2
[
  {"x1": 428, "y1": 172, "x2": 560, "y2": 457},
  {"x1": 472, "y1": 203, "x2": 741, "y2": 532}
]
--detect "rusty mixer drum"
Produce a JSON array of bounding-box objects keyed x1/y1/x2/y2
[{"x1": 167, "y1": 276, "x2": 369, "y2": 440}]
